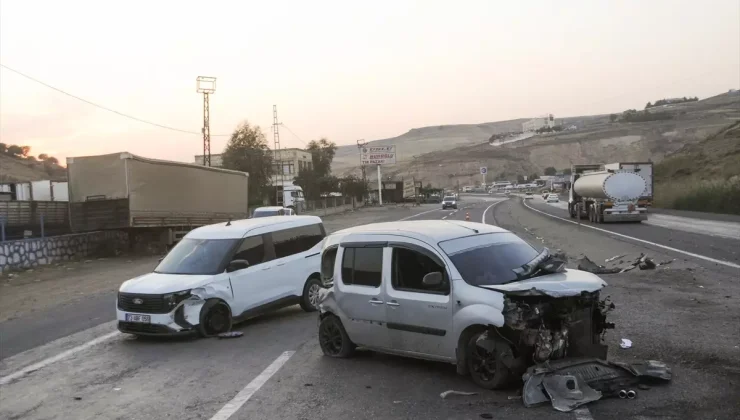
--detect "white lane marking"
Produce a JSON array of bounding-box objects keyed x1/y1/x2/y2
[
  {"x1": 481, "y1": 200, "x2": 506, "y2": 224},
  {"x1": 0, "y1": 331, "x2": 120, "y2": 386},
  {"x1": 209, "y1": 351, "x2": 295, "y2": 420},
  {"x1": 522, "y1": 199, "x2": 740, "y2": 269},
  {"x1": 442, "y1": 216, "x2": 448, "y2": 220},
  {"x1": 574, "y1": 407, "x2": 594, "y2": 420},
  {"x1": 400, "y1": 208, "x2": 446, "y2": 220}
]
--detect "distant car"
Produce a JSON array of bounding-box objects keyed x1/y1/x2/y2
[
  {"x1": 442, "y1": 196, "x2": 458, "y2": 209},
  {"x1": 252, "y1": 206, "x2": 295, "y2": 218},
  {"x1": 546, "y1": 194, "x2": 560, "y2": 203},
  {"x1": 542, "y1": 191, "x2": 551, "y2": 199},
  {"x1": 524, "y1": 192, "x2": 534, "y2": 199}
]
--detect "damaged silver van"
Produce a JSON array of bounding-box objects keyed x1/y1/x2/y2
[{"x1": 317, "y1": 220, "x2": 614, "y2": 389}]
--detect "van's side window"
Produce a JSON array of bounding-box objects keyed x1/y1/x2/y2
[
  {"x1": 341, "y1": 247, "x2": 382, "y2": 287},
  {"x1": 391, "y1": 248, "x2": 449, "y2": 294},
  {"x1": 232, "y1": 235, "x2": 266, "y2": 266},
  {"x1": 321, "y1": 246, "x2": 338, "y2": 284},
  {"x1": 272, "y1": 224, "x2": 326, "y2": 258}
]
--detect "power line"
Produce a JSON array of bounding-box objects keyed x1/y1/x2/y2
[
  {"x1": 278, "y1": 123, "x2": 308, "y2": 146},
  {"x1": 0, "y1": 63, "x2": 231, "y2": 136}
]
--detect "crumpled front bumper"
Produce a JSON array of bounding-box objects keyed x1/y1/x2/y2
[{"x1": 116, "y1": 297, "x2": 207, "y2": 336}]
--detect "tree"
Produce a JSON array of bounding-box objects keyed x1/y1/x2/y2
[
  {"x1": 7, "y1": 145, "x2": 23, "y2": 156},
  {"x1": 38, "y1": 153, "x2": 49, "y2": 160},
  {"x1": 306, "y1": 138, "x2": 337, "y2": 178},
  {"x1": 516, "y1": 174, "x2": 525, "y2": 184},
  {"x1": 0, "y1": 143, "x2": 6, "y2": 153},
  {"x1": 221, "y1": 122, "x2": 272, "y2": 205},
  {"x1": 544, "y1": 167, "x2": 557, "y2": 176},
  {"x1": 645, "y1": 102, "x2": 652, "y2": 109},
  {"x1": 26, "y1": 155, "x2": 38, "y2": 162},
  {"x1": 20, "y1": 146, "x2": 31, "y2": 157},
  {"x1": 609, "y1": 114, "x2": 617, "y2": 122},
  {"x1": 562, "y1": 167, "x2": 572, "y2": 175},
  {"x1": 46, "y1": 156, "x2": 59, "y2": 165}
]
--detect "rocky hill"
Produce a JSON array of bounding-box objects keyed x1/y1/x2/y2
[
  {"x1": 340, "y1": 91, "x2": 740, "y2": 188},
  {"x1": 0, "y1": 154, "x2": 67, "y2": 183}
]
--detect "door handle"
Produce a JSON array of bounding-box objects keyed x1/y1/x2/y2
[
  {"x1": 369, "y1": 298, "x2": 384, "y2": 305},
  {"x1": 386, "y1": 301, "x2": 400, "y2": 307},
  {"x1": 276, "y1": 262, "x2": 286, "y2": 266},
  {"x1": 261, "y1": 266, "x2": 272, "y2": 271}
]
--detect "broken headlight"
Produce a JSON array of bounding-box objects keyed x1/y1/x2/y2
[{"x1": 164, "y1": 290, "x2": 192, "y2": 309}]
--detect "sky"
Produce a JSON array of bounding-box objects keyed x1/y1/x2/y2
[{"x1": 1, "y1": 0, "x2": 739, "y2": 165}]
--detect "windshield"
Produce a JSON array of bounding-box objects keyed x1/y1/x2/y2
[
  {"x1": 155, "y1": 238, "x2": 238, "y2": 275},
  {"x1": 443, "y1": 196, "x2": 456, "y2": 201},
  {"x1": 439, "y1": 233, "x2": 539, "y2": 286},
  {"x1": 253, "y1": 210, "x2": 279, "y2": 218}
]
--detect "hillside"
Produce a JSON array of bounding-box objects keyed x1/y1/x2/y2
[
  {"x1": 0, "y1": 154, "x2": 67, "y2": 183},
  {"x1": 356, "y1": 91, "x2": 740, "y2": 188},
  {"x1": 332, "y1": 119, "x2": 528, "y2": 173},
  {"x1": 652, "y1": 121, "x2": 740, "y2": 214}
]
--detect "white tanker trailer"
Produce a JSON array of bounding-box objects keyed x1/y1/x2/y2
[{"x1": 568, "y1": 164, "x2": 648, "y2": 223}]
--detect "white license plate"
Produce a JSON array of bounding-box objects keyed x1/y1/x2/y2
[{"x1": 125, "y1": 314, "x2": 151, "y2": 323}]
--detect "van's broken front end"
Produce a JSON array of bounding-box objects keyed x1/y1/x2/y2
[{"x1": 476, "y1": 283, "x2": 615, "y2": 375}]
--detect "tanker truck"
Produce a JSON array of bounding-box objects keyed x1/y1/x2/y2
[{"x1": 568, "y1": 164, "x2": 648, "y2": 223}]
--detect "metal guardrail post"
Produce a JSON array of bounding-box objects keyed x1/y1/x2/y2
[
  {"x1": 40, "y1": 214, "x2": 45, "y2": 238},
  {"x1": 0, "y1": 217, "x2": 5, "y2": 242}
]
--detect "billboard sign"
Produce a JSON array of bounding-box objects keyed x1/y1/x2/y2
[
  {"x1": 403, "y1": 179, "x2": 415, "y2": 198},
  {"x1": 361, "y1": 145, "x2": 396, "y2": 165}
]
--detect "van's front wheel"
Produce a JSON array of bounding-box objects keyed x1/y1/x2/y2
[
  {"x1": 466, "y1": 332, "x2": 512, "y2": 390},
  {"x1": 198, "y1": 299, "x2": 233, "y2": 337}
]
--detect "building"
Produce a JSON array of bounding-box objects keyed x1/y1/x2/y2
[
  {"x1": 270, "y1": 148, "x2": 313, "y2": 185},
  {"x1": 193, "y1": 154, "x2": 224, "y2": 168},
  {"x1": 193, "y1": 148, "x2": 313, "y2": 185},
  {"x1": 522, "y1": 114, "x2": 557, "y2": 132}
]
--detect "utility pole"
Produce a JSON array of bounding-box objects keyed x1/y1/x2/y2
[
  {"x1": 272, "y1": 105, "x2": 285, "y2": 207},
  {"x1": 356, "y1": 139, "x2": 367, "y2": 200},
  {"x1": 196, "y1": 76, "x2": 216, "y2": 166}
]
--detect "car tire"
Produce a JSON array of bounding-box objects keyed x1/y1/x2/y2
[
  {"x1": 318, "y1": 315, "x2": 355, "y2": 358},
  {"x1": 300, "y1": 277, "x2": 322, "y2": 312},
  {"x1": 465, "y1": 332, "x2": 512, "y2": 390},
  {"x1": 197, "y1": 299, "x2": 233, "y2": 338}
]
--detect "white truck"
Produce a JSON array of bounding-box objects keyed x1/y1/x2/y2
[
  {"x1": 568, "y1": 164, "x2": 648, "y2": 223},
  {"x1": 603, "y1": 162, "x2": 653, "y2": 207},
  {"x1": 266, "y1": 182, "x2": 306, "y2": 211},
  {"x1": 67, "y1": 152, "x2": 249, "y2": 243}
]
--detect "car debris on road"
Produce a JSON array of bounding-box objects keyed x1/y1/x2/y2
[
  {"x1": 522, "y1": 358, "x2": 672, "y2": 412},
  {"x1": 578, "y1": 254, "x2": 676, "y2": 275}
]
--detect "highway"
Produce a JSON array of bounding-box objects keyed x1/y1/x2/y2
[{"x1": 1, "y1": 197, "x2": 738, "y2": 420}]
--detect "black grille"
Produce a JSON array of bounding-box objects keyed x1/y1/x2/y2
[
  {"x1": 117, "y1": 292, "x2": 170, "y2": 314},
  {"x1": 118, "y1": 321, "x2": 174, "y2": 334}
]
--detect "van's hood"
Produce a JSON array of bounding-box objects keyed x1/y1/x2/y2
[
  {"x1": 119, "y1": 272, "x2": 215, "y2": 294},
  {"x1": 480, "y1": 269, "x2": 607, "y2": 297}
]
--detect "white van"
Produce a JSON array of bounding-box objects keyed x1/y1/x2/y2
[{"x1": 116, "y1": 216, "x2": 325, "y2": 337}]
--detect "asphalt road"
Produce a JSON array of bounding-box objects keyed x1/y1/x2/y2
[{"x1": 1, "y1": 197, "x2": 738, "y2": 420}]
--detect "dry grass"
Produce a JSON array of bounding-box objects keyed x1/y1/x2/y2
[{"x1": 654, "y1": 179, "x2": 740, "y2": 214}]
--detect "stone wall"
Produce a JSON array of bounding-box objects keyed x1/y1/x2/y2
[{"x1": 0, "y1": 231, "x2": 129, "y2": 273}]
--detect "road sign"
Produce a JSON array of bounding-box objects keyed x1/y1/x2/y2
[
  {"x1": 361, "y1": 145, "x2": 396, "y2": 165},
  {"x1": 480, "y1": 167, "x2": 487, "y2": 175}
]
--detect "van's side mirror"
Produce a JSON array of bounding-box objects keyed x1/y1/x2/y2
[
  {"x1": 158, "y1": 257, "x2": 164, "y2": 263},
  {"x1": 226, "y1": 259, "x2": 249, "y2": 273},
  {"x1": 422, "y1": 272, "x2": 444, "y2": 286}
]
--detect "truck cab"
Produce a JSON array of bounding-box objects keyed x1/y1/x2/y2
[{"x1": 268, "y1": 183, "x2": 306, "y2": 211}]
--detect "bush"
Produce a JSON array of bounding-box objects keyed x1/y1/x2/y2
[{"x1": 654, "y1": 179, "x2": 740, "y2": 215}]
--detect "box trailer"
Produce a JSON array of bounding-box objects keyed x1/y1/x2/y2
[{"x1": 67, "y1": 152, "x2": 249, "y2": 234}]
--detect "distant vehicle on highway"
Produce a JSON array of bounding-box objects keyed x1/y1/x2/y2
[
  {"x1": 442, "y1": 196, "x2": 458, "y2": 209},
  {"x1": 524, "y1": 192, "x2": 534, "y2": 199},
  {"x1": 546, "y1": 194, "x2": 560, "y2": 203},
  {"x1": 116, "y1": 216, "x2": 326, "y2": 337},
  {"x1": 541, "y1": 190, "x2": 551, "y2": 199},
  {"x1": 316, "y1": 220, "x2": 612, "y2": 389},
  {"x1": 252, "y1": 206, "x2": 295, "y2": 218},
  {"x1": 568, "y1": 164, "x2": 648, "y2": 223}
]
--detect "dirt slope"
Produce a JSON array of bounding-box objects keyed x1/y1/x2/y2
[{"x1": 0, "y1": 154, "x2": 67, "y2": 183}]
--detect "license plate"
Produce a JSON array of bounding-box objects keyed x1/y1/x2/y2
[{"x1": 125, "y1": 314, "x2": 151, "y2": 323}]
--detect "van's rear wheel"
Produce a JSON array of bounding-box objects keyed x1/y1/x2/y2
[
  {"x1": 198, "y1": 300, "x2": 233, "y2": 337},
  {"x1": 318, "y1": 315, "x2": 355, "y2": 358}
]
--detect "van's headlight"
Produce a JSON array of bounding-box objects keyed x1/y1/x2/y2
[{"x1": 164, "y1": 290, "x2": 192, "y2": 308}]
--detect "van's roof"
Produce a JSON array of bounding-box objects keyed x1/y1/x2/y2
[
  {"x1": 328, "y1": 220, "x2": 508, "y2": 244},
  {"x1": 187, "y1": 215, "x2": 322, "y2": 239}
]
